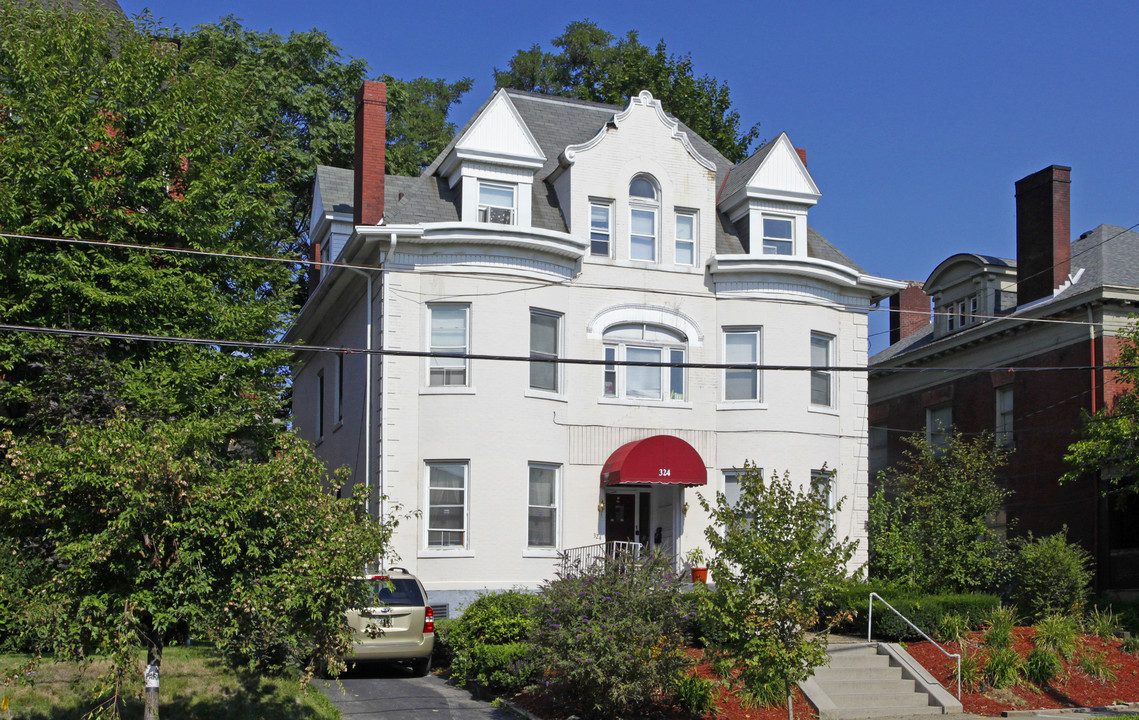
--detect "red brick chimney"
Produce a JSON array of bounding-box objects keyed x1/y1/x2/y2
[
  {"x1": 1015, "y1": 165, "x2": 1071, "y2": 305},
  {"x1": 353, "y1": 81, "x2": 387, "y2": 227},
  {"x1": 889, "y1": 281, "x2": 931, "y2": 345},
  {"x1": 796, "y1": 147, "x2": 807, "y2": 167}
]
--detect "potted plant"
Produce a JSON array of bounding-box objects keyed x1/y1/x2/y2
[{"x1": 685, "y1": 548, "x2": 708, "y2": 583}]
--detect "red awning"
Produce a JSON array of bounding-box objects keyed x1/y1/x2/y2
[{"x1": 600, "y1": 435, "x2": 707, "y2": 487}]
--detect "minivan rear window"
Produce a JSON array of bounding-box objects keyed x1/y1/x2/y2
[{"x1": 361, "y1": 578, "x2": 424, "y2": 607}]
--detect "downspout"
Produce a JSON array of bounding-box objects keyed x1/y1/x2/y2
[
  {"x1": 379, "y1": 233, "x2": 397, "y2": 565},
  {"x1": 1087, "y1": 302, "x2": 1101, "y2": 592}
]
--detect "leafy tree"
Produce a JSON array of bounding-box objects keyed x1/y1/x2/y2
[
  {"x1": 871, "y1": 431, "x2": 1011, "y2": 593},
  {"x1": 699, "y1": 465, "x2": 856, "y2": 718},
  {"x1": 0, "y1": 416, "x2": 396, "y2": 718},
  {"x1": 1063, "y1": 317, "x2": 1139, "y2": 494},
  {"x1": 496, "y1": 20, "x2": 760, "y2": 162},
  {"x1": 1012, "y1": 528, "x2": 1093, "y2": 619}
]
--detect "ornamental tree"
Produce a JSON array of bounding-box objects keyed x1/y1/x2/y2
[{"x1": 699, "y1": 464, "x2": 856, "y2": 719}]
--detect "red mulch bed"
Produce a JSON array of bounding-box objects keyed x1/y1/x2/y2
[
  {"x1": 905, "y1": 627, "x2": 1139, "y2": 716},
  {"x1": 510, "y1": 648, "x2": 818, "y2": 720}
]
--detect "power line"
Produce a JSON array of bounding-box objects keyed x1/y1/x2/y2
[{"x1": 2, "y1": 323, "x2": 1137, "y2": 375}]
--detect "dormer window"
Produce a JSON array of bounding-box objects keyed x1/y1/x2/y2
[
  {"x1": 762, "y1": 217, "x2": 793, "y2": 255},
  {"x1": 629, "y1": 174, "x2": 659, "y2": 262},
  {"x1": 478, "y1": 181, "x2": 515, "y2": 224}
]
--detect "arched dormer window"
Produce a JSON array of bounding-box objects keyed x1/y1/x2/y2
[
  {"x1": 603, "y1": 323, "x2": 686, "y2": 401},
  {"x1": 629, "y1": 174, "x2": 659, "y2": 262}
]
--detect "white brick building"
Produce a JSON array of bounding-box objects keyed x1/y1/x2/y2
[{"x1": 286, "y1": 83, "x2": 902, "y2": 613}]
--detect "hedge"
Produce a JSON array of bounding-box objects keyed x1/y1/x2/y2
[{"x1": 833, "y1": 586, "x2": 999, "y2": 641}]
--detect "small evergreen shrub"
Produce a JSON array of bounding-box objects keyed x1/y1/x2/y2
[
  {"x1": 1035, "y1": 613, "x2": 1079, "y2": 659},
  {"x1": 528, "y1": 552, "x2": 694, "y2": 720},
  {"x1": 985, "y1": 646, "x2": 1024, "y2": 688},
  {"x1": 457, "y1": 642, "x2": 530, "y2": 693},
  {"x1": 1024, "y1": 648, "x2": 1062, "y2": 686},
  {"x1": 447, "y1": 590, "x2": 538, "y2": 692},
  {"x1": 1013, "y1": 529, "x2": 1093, "y2": 619},
  {"x1": 431, "y1": 618, "x2": 456, "y2": 669}
]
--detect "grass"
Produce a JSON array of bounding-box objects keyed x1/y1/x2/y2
[{"x1": 0, "y1": 645, "x2": 339, "y2": 720}]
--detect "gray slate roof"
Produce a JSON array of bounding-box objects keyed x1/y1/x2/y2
[
  {"x1": 718, "y1": 137, "x2": 777, "y2": 201},
  {"x1": 315, "y1": 89, "x2": 868, "y2": 273}
]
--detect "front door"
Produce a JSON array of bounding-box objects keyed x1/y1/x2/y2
[{"x1": 605, "y1": 493, "x2": 637, "y2": 542}]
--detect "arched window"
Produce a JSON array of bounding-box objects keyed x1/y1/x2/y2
[
  {"x1": 628, "y1": 175, "x2": 658, "y2": 262},
  {"x1": 603, "y1": 323, "x2": 686, "y2": 401}
]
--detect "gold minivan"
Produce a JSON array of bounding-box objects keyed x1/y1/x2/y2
[{"x1": 346, "y1": 568, "x2": 435, "y2": 675}]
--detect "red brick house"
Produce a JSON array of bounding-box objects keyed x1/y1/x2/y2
[{"x1": 869, "y1": 165, "x2": 1139, "y2": 595}]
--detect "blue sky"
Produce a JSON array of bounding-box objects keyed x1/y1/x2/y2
[{"x1": 123, "y1": 0, "x2": 1138, "y2": 352}]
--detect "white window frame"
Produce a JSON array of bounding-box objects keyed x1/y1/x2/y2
[
  {"x1": 629, "y1": 175, "x2": 659, "y2": 262},
  {"x1": 810, "y1": 332, "x2": 835, "y2": 409},
  {"x1": 316, "y1": 369, "x2": 325, "y2": 442},
  {"x1": 761, "y1": 216, "x2": 793, "y2": 255},
  {"x1": 525, "y1": 462, "x2": 560, "y2": 555},
  {"x1": 969, "y1": 295, "x2": 979, "y2": 322},
  {"x1": 424, "y1": 461, "x2": 470, "y2": 552},
  {"x1": 927, "y1": 404, "x2": 952, "y2": 452},
  {"x1": 601, "y1": 323, "x2": 686, "y2": 403},
  {"x1": 477, "y1": 181, "x2": 515, "y2": 225},
  {"x1": 811, "y1": 468, "x2": 837, "y2": 516},
  {"x1": 529, "y1": 309, "x2": 562, "y2": 395},
  {"x1": 946, "y1": 305, "x2": 955, "y2": 332},
  {"x1": 428, "y1": 304, "x2": 470, "y2": 388},
  {"x1": 995, "y1": 386, "x2": 1014, "y2": 447},
  {"x1": 723, "y1": 328, "x2": 762, "y2": 403},
  {"x1": 675, "y1": 209, "x2": 697, "y2": 266},
  {"x1": 589, "y1": 199, "x2": 612, "y2": 257}
]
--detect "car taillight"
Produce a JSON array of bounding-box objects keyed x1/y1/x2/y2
[{"x1": 423, "y1": 605, "x2": 434, "y2": 634}]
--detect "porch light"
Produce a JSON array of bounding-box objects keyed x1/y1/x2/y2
[{"x1": 597, "y1": 502, "x2": 605, "y2": 513}]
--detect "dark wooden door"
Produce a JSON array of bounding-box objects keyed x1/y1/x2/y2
[{"x1": 605, "y1": 493, "x2": 637, "y2": 542}]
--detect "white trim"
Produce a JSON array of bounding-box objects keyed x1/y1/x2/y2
[{"x1": 586, "y1": 304, "x2": 704, "y2": 347}]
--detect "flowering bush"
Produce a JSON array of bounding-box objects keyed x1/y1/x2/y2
[{"x1": 527, "y1": 552, "x2": 694, "y2": 719}]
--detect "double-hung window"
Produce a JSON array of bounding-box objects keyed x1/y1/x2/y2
[
  {"x1": 590, "y1": 201, "x2": 612, "y2": 256},
  {"x1": 334, "y1": 354, "x2": 344, "y2": 425},
  {"x1": 316, "y1": 370, "x2": 325, "y2": 441},
  {"x1": 675, "y1": 211, "x2": 696, "y2": 265},
  {"x1": 478, "y1": 181, "x2": 515, "y2": 224},
  {"x1": 762, "y1": 217, "x2": 793, "y2": 255},
  {"x1": 529, "y1": 309, "x2": 560, "y2": 393},
  {"x1": 724, "y1": 329, "x2": 761, "y2": 401},
  {"x1": 527, "y1": 463, "x2": 559, "y2": 549},
  {"x1": 629, "y1": 175, "x2": 658, "y2": 261},
  {"x1": 927, "y1": 404, "x2": 952, "y2": 452},
  {"x1": 426, "y1": 461, "x2": 468, "y2": 548},
  {"x1": 810, "y1": 332, "x2": 834, "y2": 408},
  {"x1": 429, "y1": 305, "x2": 469, "y2": 387},
  {"x1": 995, "y1": 386, "x2": 1014, "y2": 447},
  {"x1": 602, "y1": 323, "x2": 685, "y2": 401}
]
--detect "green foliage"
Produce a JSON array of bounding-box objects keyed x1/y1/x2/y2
[
  {"x1": 447, "y1": 590, "x2": 538, "y2": 692},
  {"x1": 938, "y1": 612, "x2": 972, "y2": 645},
  {"x1": 1121, "y1": 635, "x2": 1139, "y2": 654},
  {"x1": 673, "y1": 672, "x2": 717, "y2": 716},
  {"x1": 528, "y1": 552, "x2": 694, "y2": 720},
  {"x1": 872, "y1": 431, "x2": 1012, "y2": 593},
  {"x1": 1077, "y1": 649, "x2": 1119, "y2": 682},
  {"x1": 983, "y1": 606, "x2": 1018, "y2": 649},
  {"x1": 985, "y1": 646, "x2": 1024, "y2": 688},
  {"x1": 430, "y1": 618, "x2": 456, "y2": 668},
  {"x1": 1086, "y1": 605, "x2": 1120, "y2": 639},
  {"x1": 699, "y1": 464, "x2": 856, "y2": 708},
  {"x1": 1013, "y1": 528, "x2": 1093, "y2": 619},
  {"x1": 953, "y1": 649, "x2": 983, "y2": 692},
  {"x1": 834, "y1": 584, "x2": 999, "y2": 641},
  {"x1": 495, "y1": 20, "x2": 759, "y2": 162},
  {"x1": 1024, "y1": 648, "x2": 1062, "y2": 686},
  {"x1": 1035, "y1": 614, "x2": 1080, "y2": 659}
]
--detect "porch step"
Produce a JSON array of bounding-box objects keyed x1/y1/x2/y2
[{"x1": 799, "y1": 642, "x2": 962, "y2": 720}]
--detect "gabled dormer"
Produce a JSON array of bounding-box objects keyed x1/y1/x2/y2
[
  {"x1": 924, "y1": 254, "x2": 1017, "y2": 337},
  {"x1": 437, "y1": 89, "x2": 546, "y2": 228},
  {"x1": 717, "y1": 133, "x2": 820, "y2": 258}
]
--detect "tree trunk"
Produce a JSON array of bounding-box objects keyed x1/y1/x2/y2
[
  {"x1": 143, "y1": 632, "x2": 164, "y2": 720},
  {"x1": 786, "y1": 679, "x2": 794, "y2": 720}
]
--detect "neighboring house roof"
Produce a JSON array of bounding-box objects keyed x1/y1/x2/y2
[{"x1": 314, "y1": 89, "x2": 871, "y2": 273}]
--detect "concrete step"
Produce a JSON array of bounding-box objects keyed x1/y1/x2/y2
[
  {"x1": 824, "y1": 651, "x2": 893, "y2": 668},
  {"x1": 827, "y1": 692, "x2": 932, "y2": 709},
  {"x1": 813, "y1": 666, "x2": 906, "y2": 682},
  {"x1": 816, "y1": 678, "x2": 917, "y2": 695},
  {"x1": 828, "y1": 706, "x2": 944, "y2": 719}
]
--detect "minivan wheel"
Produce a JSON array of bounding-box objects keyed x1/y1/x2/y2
[{"x1": 410, "y1": 655, "x2": 431, "y2": 677}]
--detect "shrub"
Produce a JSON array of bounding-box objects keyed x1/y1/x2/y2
[
  {"x1": 431, "y1": 618, "x2": 456, "y2": 669},
  {"x1": 447, "y1": 590, "x2": 538, "y2": 693},
  {"x1": 1086, "y1": 605, "x2": 1120, "y2": 639},
  {"x1": 674, "y1": 672, "x2": 717, "y2": 715},
  {"x1": 1013, "y1": 529, "x2": 1093, "y2": 620},
  {"x1": 834, "y1": 585, "x2": 999, "y2": 641},
  {"x1": 983, "y1": 606, "x2": 1018, "y2": 649},
  {"x1": 985, "y1": 646, "x2": 1024, "y2": 688},
  {"x1": 1077, "y1": 649, "x2": 1119, "y2": 682},
  {"x1": 1024, "y1": 648, "x2": 1062, "y2": 686},
  {"x1": 938, "y1": 612, "x2": 971, "y2": 646},
  {"x1": 528, "y1": 552, "x2": 694, "y2": 720},
  {"x1": 1122, "y1": 635, "x2": 1139, "y2": 654},
  {"x1": 1035, "y1": 613, "x2": 1079, "y2": 659},
  {"x1": 952, "y1": 649, "x2": 982, "y2": 692}
]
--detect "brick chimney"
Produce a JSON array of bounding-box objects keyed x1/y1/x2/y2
[
  {"x1": 796, "y1": 147, "x2": 807, "y2": 167},
  {"x1": 889, "y1": 281, "x2": 931, "y2": 345},
  {"x1": 1015, "y1": 165, "x2": 1071, "y2": 305},
  {"x1": 353, "y1": 81, "x2": 387, "y2": 227}
]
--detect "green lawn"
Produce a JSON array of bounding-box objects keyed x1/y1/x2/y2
[{"x1": 0, "y1": 645, "x2": 339, "y2": 720}]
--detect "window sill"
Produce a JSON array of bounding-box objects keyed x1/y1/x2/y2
[
  {"x1": 523, "y1": 548, "x2": 561, "y2": 559},
  {"x1": 807, "y1": 405, "x2": 840, "y2": 417},
  {"x1": 418, "y1": 549, "x2": 475, "y2": 559},
  {"x1": 598, "y1": 397, "x2": 693, "y2": 409},
  {"x1": 420, "y1": 386, "x2": 477, "y2": 396},
  {"x1": 716, "y1": 400, "x2": 768, "y2": 411},
  {"x1": 332, "y1": 421, "x2": 344, "y2": 434},
  {"x1": 525, "y1": 389, "x2": 568, "y2": 403}
]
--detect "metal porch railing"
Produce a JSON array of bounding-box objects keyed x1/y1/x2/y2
[{"x1": 560, "y1": 541, "x2": 643, "y2": 574}]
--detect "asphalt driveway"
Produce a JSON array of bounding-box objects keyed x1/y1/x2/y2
[{"x1": 316, "y1": 663, "x2": 517, "y2": 720}]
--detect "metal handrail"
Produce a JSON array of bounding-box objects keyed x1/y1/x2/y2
[{"x1": 868, "y1": 592, "x2": 961, "y2": 699}]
